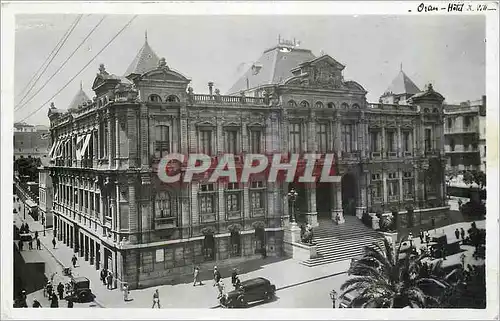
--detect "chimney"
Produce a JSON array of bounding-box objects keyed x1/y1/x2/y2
[{"x1": 208, "y1": 82, "x2": 214, "y2": 98}]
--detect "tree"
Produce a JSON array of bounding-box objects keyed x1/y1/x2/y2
[
  {"x1": 340, "y1": 239, "x2": 451, "y2": 308},
  {"x1": 445, "y1": 169, "x2": 459, "y2": 187},
  {"x1": 462, "y1": 170, "x2": 486, "y2": 190}
]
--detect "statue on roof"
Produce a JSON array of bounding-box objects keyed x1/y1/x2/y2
[
  {"x1": 99, "y1": 64, "x2": 108, "y2": 75},
  {"x1": 158, "y1": 57, "x2": 168, "y2": 69},
  {"x1": 50, "y1": 102, "x2": 56, "y2": 109}
]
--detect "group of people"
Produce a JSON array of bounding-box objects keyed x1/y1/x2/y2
[
  {"x1": 454, "y1": 227, "x2": 467, "y2": 241},
  {"x1": 192, "y1": 265, "x2": 243, "y2": 300},
  {"x1": 100, "y1": 268, "x2": 115, "y2": 290},
  {"x1": 17, "y1": 223, "x2": 43, "y2": 252},
  {"x1": 42, "y1": 280, "x2": 74, "y2": 308}
]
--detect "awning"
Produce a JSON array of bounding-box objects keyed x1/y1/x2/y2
[
  {"x1": 48, "y1": 141, "x2": 57, "y2": 158},
  {"x1": 76, "y1": 134, "x2": 91, "y2": 160},
  {"x1": 50, "y1": 140, "x2": 62, "y2": 160},
  {"x1": 25, "y1": 199, "x2": 37, "y2": 208},
  {"x1": 55, "y1": 139, "x2": 65, "y2": 158}
]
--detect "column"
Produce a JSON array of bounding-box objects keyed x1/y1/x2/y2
[
  {"x1": 128, "y1": 177, "x2": 138, "y2": 244},
  {"x1": 397, "y1": 125, "x2": 402, "y2": 157},
  {"x1": 241, "y1": 122, "x2": 248, "y2": 152},
  {"x1": 356, "y1": 172, "x2": 367, "y2": 219},
  {"x1": 399, "y1": 169, "x2": 404, "y2": 202},
  {"x1": 381, "y1": 126, "x2": 386, "y2": 158},
  {"x1": 127, "y1": 110, "x2": 138, "y2": 168},
  {"x1": 115, "y1": 116, "x2": 120, "y2": 169},
  {"x1": 383, "y1": 172, "x2": 388, "y2": 204},
  {"x1": 93, "y1": 130, "x2": 98, "y2": 167},
  {"x1": 335, "y1": 119, "x2": 342, "y2": 159},
  {"x1": 100, "y1": 193, "x2": 106, "y2": 237},
  {"x1": 305, "y1": 183, "x2": 318, "y2": 227},
  {"x1": 332, "y1": 182, "x2": 344, "y2": 224},
  {"x1": 107, "y1": 115, "x2": 113, "y2": 169},
  {"x1": 308, "y1": 117, "x2": 316, "y2": 153},
  {"x1": 419, "y1": 116, "x2": 425, "y2": 157}
]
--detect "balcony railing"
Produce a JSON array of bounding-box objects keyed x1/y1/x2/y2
[
  {"x1": 445, "y1": 127, "x2": 478, "y2": 134},
  {"x1": 387, "y1": 151, "x2": 398, "y2": 158},
  {"x1": 191, "y1": 94, "x2": 267, "y2": 106}
]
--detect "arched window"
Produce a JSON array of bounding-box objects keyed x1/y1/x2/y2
[
  {"x1": 300, "y1": 100, "x2": 310, "y2": 108},
  {"x1": 327, "y1": 102, "x2": 335, "y2": 109},
  {"x1": 288, "y1": 100, "x2": 297, "y2": 107},
  {"x1": 155, "y1": 191, "x2": 172, "y2": 218},
  {"x1": 424, "y1": 108, "x2": 430, "y2": 113},
  {"x1": 166, "y1": 95, "x2": 180, "y2": 102},
  {"x1": 352, "y1": 103, "x2": 360, "y2": 109},
  {"x1": 315, "y1": 101, "x2": 324, "y2": 109},
  {"x1": 149, "y1": 94, "x2": 162, "y2": 103},
  {"x1": 341, "y1": 103, "x2": 349, "y2": 109}
]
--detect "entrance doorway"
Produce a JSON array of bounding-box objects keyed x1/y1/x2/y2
[
  {"x1": 316, "y1": 183, "x2": 333, "y2": 218},
  {"x1": 341, "y1": 173, "x2": 357, "y2": 216}
]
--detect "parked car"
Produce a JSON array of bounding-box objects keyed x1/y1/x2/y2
[
  {"x1": 65, "y1": 276, "x2": 93, "y2": 303},
  {"x1": 220, "y1": 277, "x2": 276, "y2": 308},
  {"x1": 19, "y1": 233, "x2": 32, "y2": 242}
]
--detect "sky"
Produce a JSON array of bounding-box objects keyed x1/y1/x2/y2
[{"x1": 13, "y1": 14, "x2": 486, "y2": 126}]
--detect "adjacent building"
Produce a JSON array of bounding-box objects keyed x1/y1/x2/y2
[
  {"x1": 38, "y1": 158, "x2": 54, "y2": 228},
  {"x1": 443, "y1": 96, "x2": 486, "y2": 172},
  {"x1": 14, "y1": 122, "x2": 51, "y2": 160},
  {"x1": 46, "y1": 35, "x2": 448, "y2": 289}
]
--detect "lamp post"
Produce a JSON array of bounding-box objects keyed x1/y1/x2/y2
[
  {"x1": 329, "y1": 290, "x2": 337, "y2": 308},
  {"x1": 287, "y1": 187, "x2": 299, "y2": 224}
]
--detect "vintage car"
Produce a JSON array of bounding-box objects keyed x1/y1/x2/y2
[
  {"x1": 65, "y1": 276, "x2": 94, "y2": 303},
  {"x1": 19, "y1": 233, "x2": 32, "y2": 242},
  {"x1": 220, "y1": 277, "x2": 276, "y2": 308}
]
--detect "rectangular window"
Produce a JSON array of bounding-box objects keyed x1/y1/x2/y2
[
  {"x1": 90, "y1": 192, "x2": 94, "y2": 212},
  {"x1": 230, "y1": 232, "x2": 241, "y2": 257},
  {"x1": 402, "y1": 131, "x2": 410, "y2": 152},
  {"x1": 103, "y1": 123, "x2": 109, "y2": 158},
  {"x1": 388, "y1": 181, "x2": 399, "y2": 196},
  {"x1": 370, "y1": 131, "x2": 379, "y2": 152},
  {"x1": 317, "y1": 123, "x2": 328, "y2": 153},
  {"x1": 425, "y1": 128, "x2": 432, "y2": 152},
  {"x1": 342, "y1": 124, "x2": 355, "y2": 152},
  {"x1": 200, "y1": 195, "x2": 215, "y2": 214},
  {"x1": 225, "y1": 130, "x2": 238, "y2": 154},
  {"x1": 290, "y1": 123, "x2": 301, "y2": 153},
  {"x1": 226, "y1": 194, "x2": 240, "y2": 212},
  {"x1": 447, "y1": 118, "x2": 452, "y2": 129},
  {"x1": 95, "y1": 194, "x2": 100, "y2": 216},
  {"x1": 141, "y1": 252, "x2": 154, "y2": 273},
  {"x1": 200, "y1": 130, "x2": 212, "y2": 155},
  {"x1": 387, "y1": 131, "x2": 396, "y2": 152},
  {"x1": 154, "y1": 125, "x2": 170, "y2": 158},
  {"x1": 250, "y1": 130, "x2": 261, "y2": 154}
]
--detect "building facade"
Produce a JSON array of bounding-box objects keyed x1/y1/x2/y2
[
  {"x1": 443, "y1": 96, "x2": 486, "y2": 172},
  {"x1": 38, "y1": 162, "x2": 54, "y2": 228},
  {"x1": 46, "y1": 36, "x2": 447, "y2": 289}
]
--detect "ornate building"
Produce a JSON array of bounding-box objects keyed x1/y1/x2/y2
[{"x1": 46, "y1": 36, "x2": 447, "y2": 289}]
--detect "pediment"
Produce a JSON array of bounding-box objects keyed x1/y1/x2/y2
[
  {"x1": 286, "y1": 55, "x2": 346, "y2": 89},
  {"x1": 141, "y1": 68, "x2": 190, "y2": 83},
  {"x1": 247, "y1": 121, "x2": 265, "y2": 128},
  {"x1": 196, "y1": 120, "x2": 216, "y2": 127},
  {"x1": 223, "y1": 121, "x2": 240, "y2": 128}
]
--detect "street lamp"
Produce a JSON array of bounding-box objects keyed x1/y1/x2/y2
[
  {"x1": 287, "y1": 187, "x2": 299, "y2": 223},
  {"x1": 329, "y1": 290, "x2": 337, "y2": 308}
]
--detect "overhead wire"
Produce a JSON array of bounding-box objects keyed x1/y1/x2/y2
[
  {"x1": 16, "y1": 15, "x2": 107, "y2": 112},
  {"x1": 18, "y1": 15, "x2": 139, "y2": 123},
  {"x1": 16, "y1": 15, "x2": 83, "y2": 108},
  {"x1": 15, "y1": 15, "x2": 82, "y2": 102}
]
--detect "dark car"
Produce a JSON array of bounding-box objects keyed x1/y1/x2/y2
[
  {"x1": 220, "y1": 277, "x2": 276, "y2": 308},
  {"x1": 65, "y1": 277, "x2": 93, "y2": 303}
]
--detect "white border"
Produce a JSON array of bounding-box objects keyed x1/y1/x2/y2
[{"x1": 2, "y1": 1, "x2": 499, "y2": 320}]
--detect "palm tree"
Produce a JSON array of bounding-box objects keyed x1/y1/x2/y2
[{"x1": 340, "y1": 238, "x2": 450, "y2": 308}]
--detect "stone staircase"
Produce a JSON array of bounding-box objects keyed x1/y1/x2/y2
[{"x1": 301, "y1": 215, "x2": 385, "y2": 267}]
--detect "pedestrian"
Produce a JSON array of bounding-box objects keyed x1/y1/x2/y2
[
  {"x1": 100, "y1": 268, "x2": 107, "y2": 286},
  {"x1": 36, "y1": 238, "x2": 41, "y2": 250},
  {"x1": 32, "y1": 298, "x2": 42, "y2": 308},
  {"x1": 458, "y1": 198, "x2": 463, "y2": 210},
  {"x1": 216, "y1": 281, "x2": 225, "y2": 299},
  {"x1": 46, "y1": 282, "x2": 53, "y2": 298},
  {"x1": 57, "y1": 282, "x2": 65, "y2": 300},
  {"x1": 419, "y1": 229, "x2": 424, "y2": 243},
  {"x1": 28, "y1": 238, "x2": 33, "y2": 250},
  {"x1": 67, "y1": 298, "x2": 74, "y2": 308},
  {"x1": 431, "y1": 217, "x2": 436, "y2": 232},
  {"x1": 152, "y1": 289, "x2": 160, "y2": 308},
  {"x1": 425, "y1": 231, "x2": 430, "y2": 244},
  {"x1": 18, "y1": 240, "x2": 23, "y2": 251},
  {"x1": 123, "y1": 284, "x2": 130, "y2": 302},
  {"x1": 233, "y1": 276, "x2": 241, "y2": 289},
  {"x1": 25, "y1": 223, "x2": 30, "y2": 233},
  {"x1": 193, "y1": 266, "x2": 202, "y2": 286},
  {"x1": 41, "y1": 216, "x2": 45, "y2": 227},
  {"x1": 213, "y1": 266, "x2": 221, "y2": 284},
  {"x1": 71, "y1": 254, "x2": 78, "y2": 268},
  {"x1": 50, "y1": 293, "x2": 58, "y2": 308},
  {"x1": 107, "y1": 271, "x2": 114, "y2": 290},
  {"x1": 231, "y1": 268, "x2": 238, "y2": 287},
  {"x1": 34, "y1": 231, "x2": 39, "y2": 240},
  {"x1": 455, "y1": 228, "x2": 460, "y2": 240},
  {"x1": 52, "y1": 237, "x2": 56, "y2": 249},
  {"x1": 460, "y1": 227, "x2": 465, "y2": 240}
]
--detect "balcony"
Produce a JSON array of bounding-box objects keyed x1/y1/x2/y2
[
  {"x1": 154, "y1": 216, "x2": 177, "y2": 229},
  {"x1": 445, "y1": 127, "x2": 478, "y2": 135}
]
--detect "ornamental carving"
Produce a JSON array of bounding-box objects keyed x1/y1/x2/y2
[{"x1": 310, "y1": 61, "x2": 344, "y2": 89}]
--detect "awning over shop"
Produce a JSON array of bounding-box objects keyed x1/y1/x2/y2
[
  {"x1": 49, "y1": 140, "x2": 62, "y2": 159},
  {"x1": 25, "y1": 199, "x2": 37, "y2": 209},
  {"x1": 76, "y1": 133, "x2": 91, "y2": 160}
]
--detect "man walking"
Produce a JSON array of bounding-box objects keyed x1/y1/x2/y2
[
  {"x1": 100, "y1": 268, "x2": 107, "y2": 286},
  {"x1": 193, "y1": 266, "x2": 202, "y2": 286},
  {"x1": 71, "y1": 254, "x2": 78, "y2": 268},
  {"x1": 152, "y1": 289, "x2": 160, "y2": 308},
  {"x1": 460, "y1": 227, "x2": 466, "y2": 241},
  {"x1": 52, "y1": 237, "x2": 56, "y2": 249},
  {"x1": 36, "y1": 238, "x2": 41, "y2": 250},
  {"x1": 231, "y1": 268, "x2": 238, "y2": 288},
  {"x1": 419, "y1": 229, "x2": 424, "y2": 243},
  {"x1": 455, "y1": 228, "x2": 460, "y2": 240},
  {"x1": 34, "y1": 231, "x2": 39, "y2": 240},
  {"x1": 28, "y1": 238, "x2": 33, "y2": 250},
  {"x1": 213, "y1": 266, "x2": 221, "y2": 284},
  {"x1": 107, "y1": 271, "x2": 114, "y2": 290},
  {"x1": 57, "y1": 282, "x2": 65, "y2": 300}
]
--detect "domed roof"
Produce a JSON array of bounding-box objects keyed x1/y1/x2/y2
[
  {"x1": 124, "y1": 31, "x2": 160, "y2": 76},
  {"x1": 383, "y1": 67, "x2": 420, "y2": 96},
  {"x1": 69, "y1": 82, "x2": 90, "y2": 110}
]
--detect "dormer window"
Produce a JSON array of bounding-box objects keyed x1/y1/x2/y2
[
  {"x1": 166, "y1": 95, "x2": 179, "y2": 103},
  {"x1": 251, "y1": 63, "x2": 262, "y2": 75},
  {"x1": 149, "y1": 94, "x2": 162, "y2": 103}
]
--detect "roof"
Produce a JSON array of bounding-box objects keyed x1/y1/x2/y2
[
  {"x1": 68, "y1": 83, "x2": 91, "y2": 110},
  {"x1": 227, "y1": 45, "x2": 316, "y2": 94},
  {"x1": 124, "y1": 33, "x2": 160, "y2": 76},
  {"x1": 14, "y1": 122, "x2": 34, "y2": 128},
  {"x1": 383, "y1": 69, "x2": 420, "y2": 96},
  {"x1": 240, "y1": 277, "x2": 270, "y2": 287}
]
